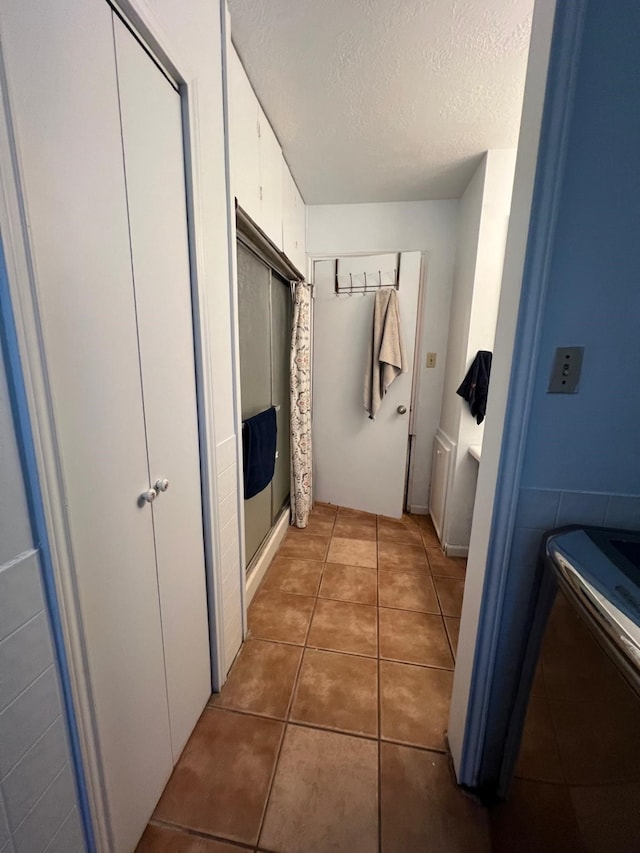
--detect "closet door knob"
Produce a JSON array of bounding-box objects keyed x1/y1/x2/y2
[
  {"x1": 141, "y1": 488, "x2": 157, "y2": 503},
  {"x1": 155, "y1": 478, "x2": 170, "y2": 492},
  {"x1": 397, "y1": 405, "x2": 407, "y2": 415}
]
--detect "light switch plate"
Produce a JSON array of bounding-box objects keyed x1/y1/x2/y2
[
  {"x1": 426, "y1": 352, "x2": 437, "y2": 368},
  {"x1": 548, "y1": 346, "x2": 584, "y2": 393}
]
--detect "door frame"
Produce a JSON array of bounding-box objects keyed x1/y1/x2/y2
[
  {"x1": 448, "y1": 0, "x2": 587, "y2": 786},
  {"x1": 0, "y1": 2, "x2": 227, "y2": 847},
  {"x1": 309, "y1": 250, "x2": 427, "y2": 515}
]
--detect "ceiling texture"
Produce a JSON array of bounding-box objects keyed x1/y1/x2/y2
[{"x1": 227, "y1": 0, "x2": 535, "y2": 204}]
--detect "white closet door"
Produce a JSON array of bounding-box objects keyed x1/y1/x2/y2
[
  {"x1": 113, "y1": 18, "x2": 211, "y2": 761},
  {"x1": 0, "y1": 1, "x2": 173, "y2": 850}
]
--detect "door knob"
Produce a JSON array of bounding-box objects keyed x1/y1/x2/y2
[
  {"x1": 155, "y1": 478, "x2": 170, "y2": 492},
  {"x1": 397, "y1": 405, "x2": 407, "y2": 415},
  {"x1": 141, "y1": 488, "x2": 157, "y2": 503}
]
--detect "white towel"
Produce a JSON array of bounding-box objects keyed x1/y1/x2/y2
[{"x1": 364, "y1": 288, "x2": 407, "y2": 418}]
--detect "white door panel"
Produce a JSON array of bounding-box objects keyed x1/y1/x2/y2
[
  {"x1": 114, "y1": 18, "x2": 211, "y2": 761},
  {"x1": 313, "y1": 253, "x2": 421, "y2": 517},
  {"x1": 0, "y1": 2, "x2": 173, "y2": 850}
]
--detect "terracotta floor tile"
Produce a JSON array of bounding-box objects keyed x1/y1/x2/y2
[
  {"x1": 286, "y1": 514, "x2": 335, "y2": 537},
  {"x1": 248, "y1": 589, "x2": 314, "y2": 645},
  {"x1": 427, "y1": 548, "x2": 467, "y2": 579},
  {"x1": 338, "y1": 506, "x2": 377, "y2": 521},
  {"x1": 260, "y1": 725, "x2": 378, "y2": 853},
  {"x1": 444, "y1": 616, "x2": 461, "y2": 658},
  {"x1": 277, "y1": 533, "x2": 330, "y2": 561},
  {"x1": 416, "y1": 515, "x2": 441, "y2": 547},
  {"x1": 380, "y1": 660, "x2": 453, "y2": 750},
  {"x1": 290, "y1": 649, "x2": 378, "y2": 736},
  {"x1": 308, "y1": 598, "x2": 378, "y2": 657},
  {"x1": 327, "y1": 537, "x2": 377, "y2": 568},
  {"x1": 153, "y1": 708, "x2": 283, "y2": 847},
  {"x1": 490, "y1": 778, "x2": 586, "y2": 853},
  {"x1": 312, "y1": 502, "x2": 338, "y2": 517},
  {"x1": 378, "y1": 541, "x2": 428, "y2": 573},
  {"x1": 378, "y1": 570, "x2": 439, "y2": 613},
  {"x1": 379, "y1": 608, "x2": 453, "y2": 668},
  {"x1": 377, "y1": 518, "x2": 423, "y2": 546},
  {"x1": 434, "y1": 577, "x2": 465, "y2": 617},
  {"x1": 378, "y1": 513, "x2": 418, "y2": 527},
  {"x1": 332, "y1": 516, "x2": 377, "y2": 541},
  {"x1": 381, "y1": 743, "x2": 491, "y2": 853},
  {"x1": 209, "y1": 639, "x2": 301, "y2": 718},
  {"x1": 261, "y1": 557, "x2": 323, "y2": 596},
  {"x1": 319, "y1": 563, "x2": 377, "y2": 605},
  {"x1": 515, "y1": 695, "x2": 564, "y2": 783},
  {"x1": 136, "y1": 824, "x2": 246, "y2": 852}
]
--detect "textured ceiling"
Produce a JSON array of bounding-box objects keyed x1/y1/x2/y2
[{"x1": 227, "y1": 0, "x2": 534, "y2": 204}]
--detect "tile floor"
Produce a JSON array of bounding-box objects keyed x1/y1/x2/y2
[{"x1": 136, "y1": 506, "x2": 492, "y2": 852}]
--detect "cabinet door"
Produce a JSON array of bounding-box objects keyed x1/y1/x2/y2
[
  {"x1": 258, "y1": 107, "x2": 284, "y2": 250},
  {"x1": 283, "y1": 167, "x2": 306, "y2": 274},
  {"x1": 113, "y1": 18, "x2": 211, "y2": 763},
  {"x1": 228, "y1": 49, "x2": 261, "y2": 223},
  {"x1": 0, "y1": 2, "x2": 172, "y2": 850}
]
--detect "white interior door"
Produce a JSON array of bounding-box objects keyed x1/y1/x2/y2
[
  {"x1": 113, "y1": 17, "x2": 211, "y2": 765},
  {"x1": 0, "y1": 1, "x2": 173, "y2": 850},
  {"x1": 313, "y1": 252, "x2": 421, "y2": 517}
]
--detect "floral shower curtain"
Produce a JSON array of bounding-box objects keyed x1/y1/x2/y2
[{"x1": 290, "y1": 282, "x2": 312, "y2": 527}]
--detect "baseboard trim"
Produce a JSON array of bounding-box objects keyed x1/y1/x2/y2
[
  {"x1": 408, "y1": 504, "x2": 428, "y2": 515},
  {"x1": 445, "y1": 544, "x2": 470, "y2": 558},
  {"x1": 245, "y1": 508, "x2": 290, "y2": 605}
]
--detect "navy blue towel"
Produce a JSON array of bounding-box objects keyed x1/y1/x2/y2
[
  {"x1": 457, "y1": 351, "x2": 492, "y2": 424},
  {"x1": 242, "y1": 407, "x2": 277, "y2": 499}
]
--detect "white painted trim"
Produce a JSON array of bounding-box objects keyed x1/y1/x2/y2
[
  {"x1": 0, "y1": 2, "x2": 232, "y2": 844},
  {"x1": 220, "y1": 0, "x2": 248, "y2": 641},
  {"x1": 445, "y1": 544, "x2": 469, "y2": 559},
  {"x1": 245, "y1": 509, "x2": 290, "y2": 605},
  {"x1": 408, "y1": 505, "x2": 428, "y2": 515}
]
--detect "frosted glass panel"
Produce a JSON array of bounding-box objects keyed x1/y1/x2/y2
[
  {"x1": 237, "y1": 242, "x2": 291, "y2": 567},
  {"x1": 237, "y1": 243, "x2": 272, "y2": 564}
]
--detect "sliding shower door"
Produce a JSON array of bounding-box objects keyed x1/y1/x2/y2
[{"x1": 237, "y1": 240, "x2": 292, "y2": 567}]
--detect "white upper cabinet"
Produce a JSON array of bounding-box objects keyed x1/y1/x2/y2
[
  {"x1": 283, "y1": 167, "x2": 306, "y2": 274},
  {"x1": 228, "y1": 49, "x2": 261, "y2": 224},
  {"x1": 228, "y1": 46, "x2": 304, "y2": 262},
  {"x1": 257, "y1": 106, "x2": 284, "y2": 249}
]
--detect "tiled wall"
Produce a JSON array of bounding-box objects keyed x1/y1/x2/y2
[
  {"x1": 216, "y1": 435, "x2": 244, "y2": 675},
  {"x1": 0, "y1": 552, "x2": 84, "y2": 853},
  {"x1": 1, "y1": 330, "x2": 84, "y2": 853}
]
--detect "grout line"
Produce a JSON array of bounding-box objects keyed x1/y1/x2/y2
[
  {"x1": 149, "y1": 817, "x2": 254, "y2": 850},
  {"x1": 254, "y1": 509, "x2": 334, "y2": 852}
]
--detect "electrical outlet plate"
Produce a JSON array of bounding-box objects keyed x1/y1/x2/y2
[
  {"x1": 426, "y1": 352, "x2": 437, "y2": 368},
  {"x1": 548, "y1": 346, "x2": 584, "y2": 393}
]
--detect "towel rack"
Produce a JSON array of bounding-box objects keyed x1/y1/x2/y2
[{"x1": 334, "y1": 253, "x2": 401, "y2": 296}]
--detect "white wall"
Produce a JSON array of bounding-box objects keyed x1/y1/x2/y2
[
  {"x1": 439, "y1": 149, "x2": 516, "y2": 552},
  {"x1": 307, "y1": 201, "x2": 459, "y2": 511}
]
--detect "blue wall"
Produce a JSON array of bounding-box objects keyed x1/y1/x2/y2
[
  {"x1": 482, "y1": 0, "x2": 640, "y2": 786},
  {"x1": 522, "y1": 0, "x2": 640, "y2": 494}
]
